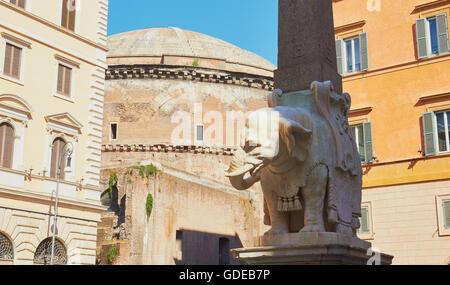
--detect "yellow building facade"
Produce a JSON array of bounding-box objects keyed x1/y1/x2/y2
[
  {"x1": 0, "y1": 0, "x2": 108, "y2": 265},
  {"x1": 333, "y1": 0, "x2": 450, "y2": 264}
]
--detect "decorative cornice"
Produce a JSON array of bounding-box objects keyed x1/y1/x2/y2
[
  {"x1": 414, "y1": 0, "x2": 450, "y2": 11},
  {"x1": 349, "y1": 106, "x2": 373, "y2": 115},
  {"x1": 102, "y1": 143, "x2": 237, "y2": 156},
  {"x1": 334, "y1": 20, "x2": 366, "y2": 34},
  {"x1": 419, "y1": 91, "x2": 450, "y2": 101},
  {"x1": 1, "y1": 32, "x2": 31, "y2": 48},
  {"x1": 55, "y1": 54, "x2": 80, "y2": 68},
  {"x1": 106, "y1": 65, "x2": 275, "y2": 91}
]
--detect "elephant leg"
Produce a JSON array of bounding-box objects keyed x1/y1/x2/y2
[
  {"x1": 264, "y1": 190, "x2": 289, "y2": 235},
  {"x1": 300, "y1": 165, "x2": 327, "y2": 233}
]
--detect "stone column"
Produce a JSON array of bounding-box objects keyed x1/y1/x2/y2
[{"x1": 274, "y1": 0, "x2": 342, "y2": 94}]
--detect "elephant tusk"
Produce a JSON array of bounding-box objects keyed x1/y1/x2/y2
[{"x1": 226, "y1": 163, "x2": 255, "y2": 177}]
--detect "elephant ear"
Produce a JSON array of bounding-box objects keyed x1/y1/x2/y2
[{"x1": 280, "y1": 117, "x2": 313, "y2": 162}]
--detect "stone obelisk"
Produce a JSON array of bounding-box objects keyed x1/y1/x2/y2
[
  {"x1": 229, "y1": 0, "x2": 394, "y2": 265},
  {"x1": 275, "y1": 0, "x2": 342, "y2": 94}
]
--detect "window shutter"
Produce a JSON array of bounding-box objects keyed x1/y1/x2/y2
[
  {"x1": 18, "y1": 0, "x2": 25, "y2": 8},
  {"x1": 68, "y1": 5, "x2": 76, "y2": 32},
  {"x1": 57, "y1": 65, "x2": 64, "y2": 93},
  {"x1": 50, "y1": 139, "x2": 59, "y2": 178},
  {"x1": 436, "y1": 13, "x2": 450, "y2": 54},
  {"x1": 61, "y1": 0, "x2": 69, "y2": 29},
  {"x1": 51, "y1": 138, "x2": 66, "y2": 180},
  {"x1": 0, "y1": 123, "x2": 14, "y2": 168},
  {"x1": 359, "y1": 32, "x2": 369, "y2": 71},
  {"x1": 444, "y1": 200, "x2": 450, "y2": 229},
  {"x1": 423, "y1": 112, "x2": 437, "y2": 155},
  {"x1": 63, "y1": 67, "x2": 72, "y2": 96},
  {"x1": 416, "y1": 18, "x2": 429, "y2": 58},
  {"x1": 3, "y1": 124, "x2": 14, "y2": 168},
  {"x1": 335, "y1": 39, "x2": 345, "y2": 75},
  {"x1": 11, "y1": 46, "x2": 22, "y2": 78},
  {"x1": 0, "y1": 124, "x2": 4, "y2": 167},
  {"x1": 3, "y1": 43, "x2": 12, "y2": 75},
  {"x1": 363, "y1": 122, "x2": 374, "y2": 163}
]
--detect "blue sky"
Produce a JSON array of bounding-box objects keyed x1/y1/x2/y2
[{"x1": 107, "y1": 0, "x2": 278, "y2": 65}]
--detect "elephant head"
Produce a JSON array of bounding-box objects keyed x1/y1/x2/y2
[{"x1": 226, "y1": 107, "x2": 313, "y2": 190}]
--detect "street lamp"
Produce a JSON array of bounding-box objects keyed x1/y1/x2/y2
[{"x1": 50, "y1": 141, "x2": 73, "y2": 265}]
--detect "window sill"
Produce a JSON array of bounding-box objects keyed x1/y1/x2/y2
[
  {"x1": 54, "y1": 93, "x2": 75, "y2": 103},
  {"x1": 357, "y1": 233, "x2": 375, "y2": 241},
  {"x1": 418, "y1": 51, "x2": 450, "y2": 60},
  {"x1": 342, "y1": 70, "x2": 368, "y2": 77},
  {"x1": 0, "y1": 74, "x2": 24, "y2": 86},
  {"x1": 427, "y1": 151, "x2": 450, "y2": 157}
]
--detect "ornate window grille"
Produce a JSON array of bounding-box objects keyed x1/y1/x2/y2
[
  {"x1": 0, "y1": 232, "x2": 14, "y2": 260},
  {"x1": 34, "y1": 238, "x2": 67, "y2": 265}
]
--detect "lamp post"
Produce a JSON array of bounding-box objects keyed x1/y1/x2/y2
[{"x1": 50, "y1": 141, "x2": 73, "y2": 265}]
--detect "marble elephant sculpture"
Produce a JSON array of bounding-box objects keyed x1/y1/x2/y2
[{"x1": 226, "y1": 105, "x2": 338, "y2": 235}]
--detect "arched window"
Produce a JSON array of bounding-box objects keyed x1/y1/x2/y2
[
  {"x1": 0, "y1": 123, "x2": 14, "y2": 168},
  {"x1": 34, "y1": 237, "x2": 67, "y2": 265},
  {"x1": 50, "y1": 137, "x2": 67, "y2": 180},
  {"x1": 0, "y1": 232, "x2": 14, "y2": 261}
]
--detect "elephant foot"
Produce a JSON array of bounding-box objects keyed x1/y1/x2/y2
[
  {"x1": 300, "y1": 223, "x2": 326, "y2": 233},
  {"x1": 264, "y1": 226, "x2": 289, "y2": 236}
]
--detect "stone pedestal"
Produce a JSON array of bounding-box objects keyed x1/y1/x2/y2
[{"x1": 231, "y1": 232, "x2": 393, "y2": 265}]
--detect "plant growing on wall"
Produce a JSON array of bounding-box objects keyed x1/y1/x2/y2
[
  {"x1": 109, "y1": 172, "x2": 118, "y2": 196},
  {"x1": 107, "y1": 246, "x2": 119, "y2": 264},
  {"x1": 192, "y1": 58, "x2": 200, "y2": 67},
  {"x1": 134, "y1": 164, "x2": 158, "y2": 179},
  {"x1": 146, "y1": 193, "x2": 153, "y2": 222}
]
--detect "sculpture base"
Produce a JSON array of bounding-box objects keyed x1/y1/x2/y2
[{"x1": 231, "y1": 232, "x2": 393, "y2": 265}]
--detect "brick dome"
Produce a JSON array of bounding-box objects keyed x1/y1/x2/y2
[{"x1": 107, "y1": 27, "x2": 276, "y2": 77}]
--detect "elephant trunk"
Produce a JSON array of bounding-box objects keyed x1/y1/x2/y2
[{"x1": 226, "y1": 147, "x2": 262, "y2": 190}]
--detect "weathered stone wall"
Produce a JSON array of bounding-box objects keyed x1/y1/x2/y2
[
  {"x1": 102, "y1": 149, "x2": 234, "y2": 187},
  {"x1": 103, "y1": 74, "x2": 271, "y2": 146},
  {"x1": 99, "y1": 38, "x2": 275, "y2": 265},
  {"x1": 97, "y1": 164, "x2": 266, "y2": 265}
]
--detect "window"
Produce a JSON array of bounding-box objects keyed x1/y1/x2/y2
[
  {"x1": 9, "y1": 0, "x2": 26, "y2": 9},
  {"x1": 422, "y1": 111, "x2": 450, "y2": 155},
  {"x1": 219, "y1": 237, "x2": 230, "y2": 265},
  {"x1": 61, "y1": 0, "x2": 76, "y2": 32},
  {"x1": 358, "y1": 205, "x2": 371, "y2": 235},
  {"x1": 436, "y1": 195, "x2": 450, "y2": 236},
  {"x1": 34, "y1": 238, "x2": 67, "y2": 265},
  {"x1": 336, "y1": 33, "x2": 369, "y2": 75},
  {"x1": 416, "y1": 13, "x2": 449, "y2": 59},
  {"x1": 0, "y1": 123, "x2": 14, "y2": 169},
  {"x1": 196, "y1": 125, "x2": 204, "y2": 142},
  {"x1": 56, "y1": 64, "x2": 72, "y2": 97},
  {"x1": 345, "y1": 37, "x2": 361, "y2": 73},
  {"x1": 110, "y1": 123, "x2": 118, "y2": 141},
  {"x1": 443, "y1": 200, "x2": 450, "y2": 229},
  {"x1": 350, "y1": 122, "x2": 374, "y2": 163},
  {"x1": 0, "y1": 232, "x2": 14, "y2": 261},
  {"x1": 3, "y1": 43, "x2": 22, "y2": 79},
  {"x1": 50, "y1": 138, "x2": 67, "y2": 180}
]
